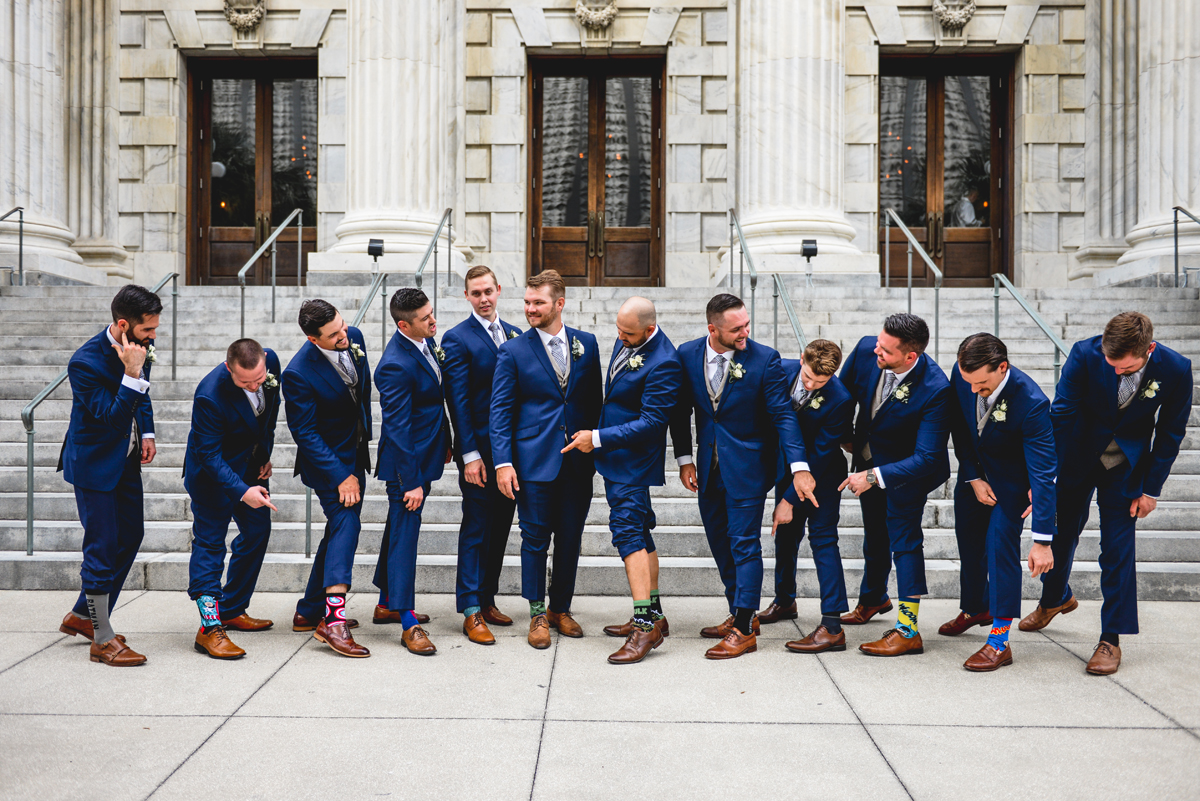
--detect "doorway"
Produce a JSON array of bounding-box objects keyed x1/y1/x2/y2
[
  {"x1": 529, "y1": 57, "x2": 665, "y2": 286},
  {"x1": 188, "y1": 60, "x2": 318, "y2": 286},
  {"x1": 878, "y1": 57, "x2": 1012, "y2": 287}
]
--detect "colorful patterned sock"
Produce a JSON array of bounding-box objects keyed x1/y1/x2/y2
[
  {"x1": 463, "y1": 605, "x2": 482, "y2": 618},
  {"x1": 196, "y1": 595, "x2": 222, "y2": 632},
  {"x1": 986, "y1": 618, "x2": 1012, "y2": 651},
  {"x1": 897, "y1": 597, "x2": 920, "y2": 638},
  {"x1": 649, "y1": 590, "x2": 664, "y2": 619},
  {"x1": 632, "y1": 600, "x2": 654, "y2": 632},
  {"x1": 401, "y1": 610, "x2": 420, "y2": 629},
  {"x1": 821, "y1": 614, "x2": 843, "y2": 635},
  {"x1": 324, "y1": 593, "x2": 347, "y2": 626},
  {"x1": 529, "y1": 601, "x2": 547, "y2": 618}
]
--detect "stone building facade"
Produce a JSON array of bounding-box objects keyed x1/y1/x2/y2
[{"x1": 1, "y1": 1, "x2": 1197, "y2": 289}]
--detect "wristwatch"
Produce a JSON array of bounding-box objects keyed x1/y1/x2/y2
[{"x1": 865, "y1": 470, "x2": 877, "y2": 486}]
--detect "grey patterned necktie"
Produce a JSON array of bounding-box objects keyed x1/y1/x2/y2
[
  {"x1": 253, "y1": 387, "x2": 266, "y2": 417},
  {"x1": 976, "y1": 393, "x2": 988, "y2": 424},
  {"x1": 709, "y1": 354, "x2": 726, "y2": 395},
  {"x1": 422, "y1": 343, "x2": 442, "y2": 382},
  {"x1": 792, "y1": 386, "x2": 810, "y2": 412},
  {"x1": 610, "y1": 347, "x2": 633, "y2": 380},
  {"x1": 490, "y1": 321, "x2": 505, "y2": 347},
  {"x1": 1117, "y1": 373, "x2": 1138, "y2": 407},
  {"x1": 882, "y1": 371, "x2": 898, "y2": 401},
  {"x1": 550, "y1": 337, "x2": 567, "y2": 384},
  {"x1": 335, "y1": 350, "x2": 356, "y2": 386}
]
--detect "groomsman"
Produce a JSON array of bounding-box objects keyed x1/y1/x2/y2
[
  {"x1": 491, "y1": 270, "x2": 601, "y2": 649},
  {"x1": 57, "y1": 285, "x2": 160, "y2": 666},
  {"x1": 1022, "y1": 312, "x2": 1192, "y2": 675},
  {"x1": 672, "y1": 293, "x2": 814, "y2": 660},
  {"x1": 442, "y1": 266, "x2": 522, "y2": 644},
  {"x1": 284, "y1": 300, "x2": 373, "y2": 658},
  {"x1": 944, "y1": 334, "x2": 1057, "y2": 671},
  {"x1": 370, "y1": 288, "x2": 451, "y2": 655},
  {"x1": 764, "y1": 339, "x2": 855, "y2": 654},
  {"x1": 838, "y1": 313, "x2": 951, "y2": 657},
  {"x1": 184, "y1": 339, "x2": 282, "y2": 659},
  {"x1": 561, "y1": 297, "x2": 682, "y2": 665}
]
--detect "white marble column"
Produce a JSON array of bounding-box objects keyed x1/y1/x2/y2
[
  {"x1": 0, "y1": 0, "x2": 86, "y2": 280},
  {"x1": 1114, "y1": 0, "x2": 1200, "y2": 284},
  {"x1": 66, "y1": 0, "x2": 128, "y2": 278},
  {"x1": 735, "y1": 0, "x2": 874, "y2": 277}
]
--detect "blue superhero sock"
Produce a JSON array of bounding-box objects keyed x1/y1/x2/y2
[{"x1": 987, "y1": 619, "x2": 1013, "y2": 651}]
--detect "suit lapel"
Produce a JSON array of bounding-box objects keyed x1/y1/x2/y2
[
  {"x1": 399, "y1": 333, "x2": 439, "y2": 384},
  {"x1": 526, "y1": 329, "x2": 560, "y2": 390},
  {"x1": 978, "y1": 372, "x2": 1015, "y2": 441},
  {"x1": 306, "y1": 342, "x2": 351, "y2": 400},
  {"x1": 565, "y1": 329, "x2": 582, "y2": 398},
  {"x1": 221, "y1": 368, "x2": 260, "y2": 434},
  {"x1": 873, "y1": 357, "x2": 922, "y2": 426},
  {"x1": 468, "y1": 317, "x2": 500, "y2": 354}
]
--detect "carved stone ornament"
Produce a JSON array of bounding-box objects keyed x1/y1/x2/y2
[
  {"x1": 224, "y1": 0, "x2": 267, "y2": 34},
  {"x1": 931, "y1": 0, "x2": 976, "y2": 34},
  {"x1": 575, "y1": 1, "x2": 619, "y2": 30}
]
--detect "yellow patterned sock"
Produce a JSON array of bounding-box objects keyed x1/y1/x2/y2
[{"x1": 897, "y1": 597, "x2": 920, "y2": 638}]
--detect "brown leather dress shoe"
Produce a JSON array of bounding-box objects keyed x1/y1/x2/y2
[
  {"x1": 938, "y1": 610, "x2": 994, "y2": 637},
  {"x1": 608, "y1": 626, "x2": 664, "y2": 664},
  {"x1": 1018, "y1": 595, "x2": 1079, "y2": 632},
  {"x1": 481, "y1": 605, "x2": 513, "y2": 626},
  {"x1": 841, "y1": 601, "x2": 894, "y2": 625},
  {"x1": 401, "y1": 625, "x2": 437, "y2": 655},
  {"x1": 604, "y1": 616, "x2": 671, "y2": 639},
  {"x1": 547, "y1": 610, "x2": 583, "y2": 637},
  {"x1": 1086, "y1": 642, "x2": 1122, "y2": 675},
  {"x1": 705, "y1": 629, "x2": 758, "y2": 660},
  {"x1": 194, "y1": 627, "x2": 246, "y2": 660},
  {"x1": 786, "y1": 625, "x2": 847, "y2": 654},
  {"x1": 89, "y1": 637, "x2": 146, "y2": 666},
  {"x1": 859, "y1": 629, "x2": 924, "y2": 657},
  {"x1": 529, "y1": 614, "x2": 552, "y2": 649},
  {"x1": 293, "y1": 612, "x2": 359, "y2": 632},
  {"x1": 59, "y1": 612, "x2": 125, "y2": 643},
  {"x1": 964, "y1": 643, "x2": 1013, "y2": 672},
  {"x1": 371, "y1": 606, "x2": 429, "y2": 625},
  {"x1": 759, "y1": 600, "x2": 799, "y2": 624},
  {"x1": 221, "y1": 613, "x2": 274, "y2": 632},
  {"x1": 313, "y1": 620, "x2": 370, "y2": 657},
  {"x1": 463, "y1": 612, "x2": 496, "y2": 645},
  {"x1": 700, "y1": 615, "x2": 761, "y2": 639}
]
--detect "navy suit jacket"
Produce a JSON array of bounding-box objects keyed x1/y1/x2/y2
[
  {"x1": 282, "y1": 326, "x2": 374, "y2": 493},
  {"x1": 441, "y1": 315, "x2": 522, "y2": 464},
  {"x1": 839, "y1": 336, "x2": 951, "y2": 496},
  {"x1": 777, "y1": 363, "x2": 853, "y2": 504},
  {"x1": 1051, "y1": 336, "x2": 1192, "y2": 499},
  {"x1": 594, "y1": 328, "x2": 683, "y2": 487},
  {"x1": 949, "y1": 364, "x2": 1057, "y2": 535},
  {"x1": 60, "y1": 328, "x2": 155, "y2": 492},
  {"x1": 490, "y1": 326, "x2": 602, "y2": 483},
  {"x1": 670, "y1": 337, "x2": 806, "y2": 500},
  {"x1": 182, "y1": 350, "x2": 282, "y2": 505},
  {"x1": 374, "y1": 330, "x2": 451, "y2": 492}
]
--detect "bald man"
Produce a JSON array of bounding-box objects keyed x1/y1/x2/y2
[{"x1": 563, "y1": 297, "x2": 683, "y2": 664}]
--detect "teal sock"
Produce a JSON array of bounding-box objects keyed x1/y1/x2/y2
[
  {"x1": 464, "y1": 605, "x2": 482, "y2": 617},
  {"x1": 529, "y1": 601, "x2": 546, "y2": 618},
  {"x1": 197, "y1": 595, "x2": 221, "y2": 633}
]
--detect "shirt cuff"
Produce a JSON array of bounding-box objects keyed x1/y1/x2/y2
[
  {"x1": 677, "y1": 455, "x2": 693, "y2": 466},
  {"x1": 873, "y1": 467, "x2": 885, "y2": 489},
  {"x1": 1031, "y1": 532, "x2": 1054, "y2": 543},
  {"x1": 121, "y1": 373, "x2": 149, "y2": 393},
  {"x1": 789, "y1": 461, "x2": 810, "y2": 474},
  {"x1": 142, "y1": 433, "x2": 155, "y2": 440},
  {"x1": 1143, "y1": 493, "x2": 1159, "y2": 499},
  {"x1": 966, "y1": 477, "x2": 981, "y2": 483},
  {"x1": 592, "y1": 429, "x2": 602, "y2": 449},
  {"x1": 496, "y1": 462, "x2": 513, "y2": 470},
  {"x1": 462, "y1": 451, "x2": 481, "y2": 465}
]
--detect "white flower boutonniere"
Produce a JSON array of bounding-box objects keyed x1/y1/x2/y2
[
  {"x1": 808, "y1": 394, "x2": 823, "y2": 410},
  {"x1": 727, "y1": 361, "x2": 746, "y2": 382},
  {"x1": 434, "y1": 345, "x2": 446, "y2": 364},
  {"x1": 146, "y1": 344, "x2": 157, "y2": 364},
  {"x1": 263, "y1": 372, "x2": 279, "y2": 390},
  {"x1": 892, "y1": 382, "x2": 911, "y2": 403},
  {"x1": 1140, "y1": 380, "x2": 1160, "y2": 400},
  {"x1": 571, "y1": 337, "x2": 584, "y2": 361},
  {"x1": 349, "y1": 342, "x2": 365, "y2": 361},
  {"x1": 508, "y1": 329, "x2": 520, "y2": 340},
  {"x1": 991, "y1": 399, "x2": 1007, "y2": 423},
  {"x1": 627, "y1": 354, "x2": 645, "y2": 371}
]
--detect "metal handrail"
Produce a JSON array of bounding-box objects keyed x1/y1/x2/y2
[
  {"x1": 414, "y1": 208, "x2": 453, "y2": 319},
  {"x1": 772, "y1": 273, "x2": 808, "y2": 354},
  {"x1": 0, "y1": 206, "x2": 24, "y2": 286},
  {"x1": 21, "y1": 272, "x2": 178, "y2": 555},
  {"x1": 238, "y1": 208, "x2": 303, "y2": 338},
  {"x1": 728, "y1": 209, "x2": 758, "y2": 336},
  {"x1": 991, "y1": 272, "x2": 1068, "y2": 385},
  {"x1": 882, "y1": 208, "x2": 943, "y2": 362},
  {"x1": 1174, "y1": 206, "x2": 1200, "y2": 288}
]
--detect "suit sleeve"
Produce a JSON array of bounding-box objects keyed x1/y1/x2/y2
[
  {"x1": 765, "y1": 350, "x2": 807, "y2": 467},
  {"x1": 947, "y1": 372, "x2": 983, "y2": 483},
  {"x1": 668, "y1": 359, "x2": 695, "y2": 462},
  {"x1": 876, "y1": 383, "x2": 951, "y2": 489},
  {"x1": 355, "y1": 329, "x2": 374, "y2": 442},
  {"x1": 489, "y1": 344, "x2": 518, "y2": 469},
  {"x1": 583, "y1": 337, "x2": 603, "y2": 431},
  {"x1": 1142, "y1": 358, "x2": 1194, "y2": 497},
  {"x1": 191, "y1": 394, "x2": 251, "y2": 503},
  {"x1": 376, "y1": 359, "x2": 420, "y2": 492},
  {"x1": 838, "y1": 344, "x2": 864, "y2": 444},
  {"x1": 811, "y1": 394, "x2": 854, "y2": 479},
  {"x1": 440, "y1": 331, "x2": 477, "y2": 459},
  {"x1": 67, "y1": 354, "x2": 144, "y2": 435},
  {"x1": 284, "y1": 371, "x2": 353, "y2": 489},
  {"x1": 264, "y1": 351, "x2": 282, "y2": 458},
  {"x1": 1049, "y1": 342, "x2": 1087, "y2": 474},
  {"x1": 1023, "y1": 396, "x2": 1058, "y2": 540},
  {"x1": 598, "y1": 357, "x2": 682, "y2": 451}
]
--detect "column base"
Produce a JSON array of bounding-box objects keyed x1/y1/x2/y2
[
  {"x1": 1109, "y1": 217, "x2": 1200, "y2": 287},
  {"x1": 73, "y1": 239, "x2": 132, "y2": 282}
]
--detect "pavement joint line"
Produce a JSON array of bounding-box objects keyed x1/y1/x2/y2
[
  {"x1": 527, "y1": 630, "x2": 560, "y2": 801},
  {"x1": 0, "y1": 635, "x2": 69, "y2": 676}
]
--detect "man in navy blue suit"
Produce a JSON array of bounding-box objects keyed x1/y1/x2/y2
[
  {"x1": 838, "y1": 313, "x2": 951, "y2": 658},
  {"x1": 671, "y1": 293, "x2": 814, "y2": 660},
  {"x1": 762, "y1": 339, "x2": 856, "y2": 655},
  {"x1": 283, "y1": 299, "x2": 374, "y2": 658},
  {"x1": 560, "y1": 297, "x2": 682, "y2": 665},
  {"x1": 57, "y1": 284, "x2": 160, "y2": 666},
  {"x1": 370, "y1": 288, "x2": 451, "y2": 656},
  {"x1": 441, "y1": 265, "x2": 522, "y2": 644},
  {"x1": 1021, "y1": 312, "x2": 1192, "y2": 675},
  {"x1": 944, "y1": 334, "x2": 1057, "y2": 672},
  {"x1": 184, "y1": 338, "x2": 282, "y2": 659},
  {"x1": 491, "y1": 269, "x2": 602, "y2": 650}
]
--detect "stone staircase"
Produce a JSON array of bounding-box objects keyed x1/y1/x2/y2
[{"x1": 1, "y1": 282, "x2": 1198, "y2": 602}]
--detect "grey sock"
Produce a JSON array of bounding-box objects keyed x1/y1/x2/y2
[{"x1": 86, "y1": 594, "x2": 115, "y2": 644}]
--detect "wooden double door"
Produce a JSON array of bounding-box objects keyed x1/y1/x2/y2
[
  {"x1": 529, "y1": 58, "x2": 665, "y2": 287},
  {"x1": 189, "y1": 60, "x2": 317, "y2": 286},
  {"x1": 878, "y1": 57, "x2": 1011, "y2": 287}
]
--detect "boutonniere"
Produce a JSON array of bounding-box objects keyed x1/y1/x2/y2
[
  {"x1": 508, "y1": 329, "x2": 519, "y2": 340},
  {"x1": 1140, "y1": 380, "x2": 1160, "y2": 400},
  {"x1": 434, "y1": 344, "x2": 446, "y2": 364},
  {"x1": 571, "y1": 337, "x2": 584, "y2": 361},
  {"x1": 991, "y1": 399, "x2": 1007, "y2": 423},
  {"x1": 727, "y1": 361, "x2": 746, "y2": 382},
  {"x1": 807, "y1": 394, "x2": 823, "y2": 410},
  {"x1": 892, "y1": 382, "x2": 911, "y2": 403},
  {"x1": 349, "y1": 342, "x2": 365, "y2": 361},
  {"x1": 627, "y1": 354, "x2": 645, "y2": 371},
  {"x1": 263, "y1": 372, "x2": 279, "y2": 390},
  {"x1": 146, "y1": 344, "x2": 157, "y2": 364}
]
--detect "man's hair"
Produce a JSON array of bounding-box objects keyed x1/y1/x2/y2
[
  {"x1": 298, "y1": 299, "x2": 340, "y2": 338},
  {"x1": 803, "y1": 339, "x2": 843, "y2": 376},
  {"x1": 464, "y1": 264, "x2": 497, "y2": 287},
  {"x1": 527, "y1": 269, "x2": 566, "y2": 301},
  {"x1": 957, "y1": 333, "x2": 1008, "y2": 373},
  {"x1": 226, "y1": 338, "x2": 266, "y2": 371},
  {"x1": 706, "y1": 293, "x2": 745, "y2": 325},
  {"x1": 390, "y1": 287, "x2": 430, "y2": 324},
  {"x1": 1102, "y1": 311, "x2": 1154, "y2": 359},
  {"x1": 110, "y1": 284, "x2": 163, "y2": 325},
  {"x1": 883, "y1": 312, "x2": 930, "y2": 354}
]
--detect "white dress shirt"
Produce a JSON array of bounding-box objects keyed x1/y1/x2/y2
[
  {"x1": 591, "y1": 326, "x2": 660, "y2": 450},
  {"x1": 104, "y1": 327, "x2": 152, "y2": 453}
]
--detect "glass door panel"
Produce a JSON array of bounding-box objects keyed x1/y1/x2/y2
[
  {"x1": 879, "y1": 76, "x2": 929, "y2": 284},
  {"x1": 207, "y1": 79, "x2": 259, "y2": 283},
  {"x1": 602, "y1": 76, "x2": 654, "y2": 282},
  {"x1": 270, "y1": 78, "x2": 318, "y2": 284}
]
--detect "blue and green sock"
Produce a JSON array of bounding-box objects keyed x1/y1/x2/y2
[{"x1": 529, "y1": 601, "x2": 547, "y2": 618}]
